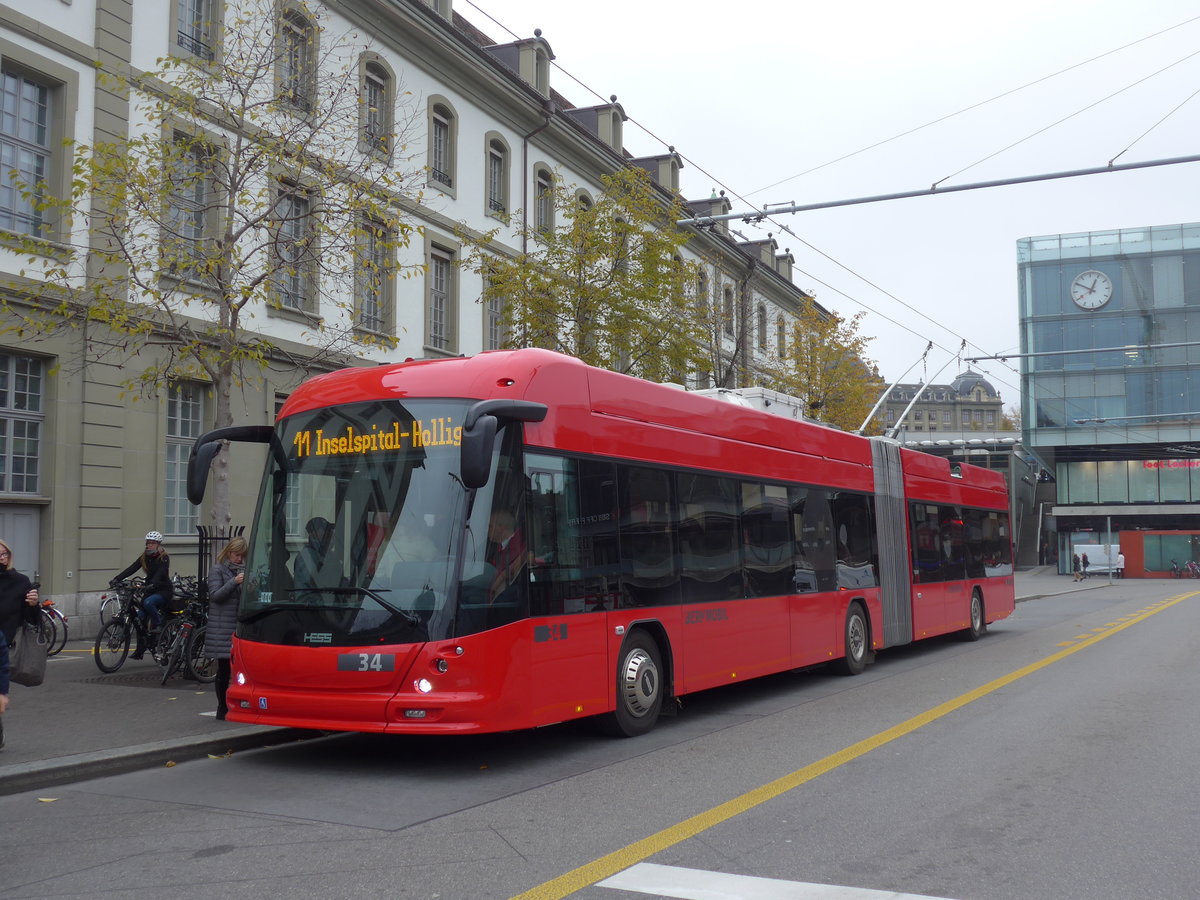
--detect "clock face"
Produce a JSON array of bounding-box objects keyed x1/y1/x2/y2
[{"x1": 1070, "y1": 270, "x2": 1113, "y2": 309}]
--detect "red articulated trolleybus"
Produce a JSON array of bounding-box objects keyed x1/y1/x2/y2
[{"x1": 187, "y1": 349, "x2": 1014, "y2": 737}]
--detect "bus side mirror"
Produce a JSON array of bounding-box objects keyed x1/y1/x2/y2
[
  {"x1": 187, "y1": 425, "x2": 277, "y2": 505},
  {"x1": 461, "y1": 415, "x2": 498, "y2": 489},
  {"x1": 187, "y1": 440, "x2": 223, "y2": 505},
  {"x1": 459, "y1": 399, "x2": 548, "y2": 490}
]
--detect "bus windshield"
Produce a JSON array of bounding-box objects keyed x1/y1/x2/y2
[{"x1": 238, "y1": 398, "x2": 520, "y2": 647}]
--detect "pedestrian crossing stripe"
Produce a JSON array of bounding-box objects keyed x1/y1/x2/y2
[{"x1": 598, "y1": 863, "x2": 959, "y2": 900}]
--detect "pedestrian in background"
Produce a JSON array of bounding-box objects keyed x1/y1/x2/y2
[
  {"x1": 1072, "y1": 553, "x2": 1083, "y2": 582},
  {"x1": 111, "y1": 531, "x2": 174, "y2": 655},
  {"x1": 1116, "y1": 551, "x2": 1125, "y2": 579},
  {"x1": 206, "y1": 536, "x2": 246, "y2": 721},
  {"x1": 1081, "y1": 553, "x2": 1090, "y2": 579},
  {"x1": 0, "y1": 538, "x2": 40, "y2": 751}
]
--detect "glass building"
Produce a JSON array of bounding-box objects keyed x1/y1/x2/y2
[{"x1": 1019, "y1": 222, "x2": 1200, "y2": 573}]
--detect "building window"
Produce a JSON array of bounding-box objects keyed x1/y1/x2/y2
[
  {"x1": 272, "y1": 182, "x2": 315, "y2": 313},
  {"x1": 429, "y1": 101, "x2": 456, "y2": 189},
  {"x1": 722, "y1": 286, "x2": 735, "y2": 337},
  {"x1": 165, "y1": 132, "x2": 214, "y2": 276},
  {"x1": 175, "y1": 0, "x2": 217, "y2": 61},
  {"x1": 776, "y1": 316, "x2": 786, "y2": 356},
  {"x1": 0, "y1": 354, "x2": 43, "y2": 494},
  {"x1": 757, "y1": 304, "x2": 767, "y2": 351},
  {"x1": 427, "y1": 245, "x2": 455, "y2": 351},
  {"x1": 484, "y1": 276, "x2": 505, "y2": 351},
  {"x1": 486, "y1": 136, "x2": 509, "y2": 215},
  {"x1": 534, "y1": 48, "x2": 550, "y2": 95},
  {"x1": 534, "y1": 167, "x2": 554, "y2": 235},
  {"x1": 278, "y1": 8, "x2": 315, "y2": 112},
  {"x1": 361, "y1": 60, "x2": 392, "y2": 154},
  {"x1": 165, "y1": 382, "x2": 204, "y2": 535},
  {"x1": 356, "y1": 218, "x2": 392, "y2": 334},
  {"x1": 696, "y1": 269, "x2": 709, "y2": 316},
  {"x1": 0, "y1": 70, "x2": 51, "y2": 236}
]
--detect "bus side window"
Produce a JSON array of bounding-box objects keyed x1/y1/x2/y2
[
  {"x1": 911, "y1": 503, "x2": 943, "y2": 583},
  {"x1": 791, "y1": 486, "x2": 836, "y2": 592},
  {"x1": 742, "y1": 482, "x2": 792, "y2": 597},
  {"x1": 618, "y1": 464, "x2": 680, "y2": 608},
  {"x1": 831, "y1": 491, "x2": 878, "y2": 589},
  {"x1": 677, "y1": 472, "x2": 741, "y2": 604},
  {"x1": 963, "y1": 507, "x2": 986, "y2": 578},
  {"x1": 938, "y1": 505, "x2": 967, "y2": 582},
  {"x1": 524, "y1": 455, "x2": 620, "y2": 616}
]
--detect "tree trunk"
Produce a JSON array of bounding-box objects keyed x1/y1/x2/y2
[{"x1": 209, "y1": 364, "x2": 235, "y2": 528}]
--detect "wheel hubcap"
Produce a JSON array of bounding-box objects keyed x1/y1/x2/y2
[
  {"x1": 848, "y1": 615, "x2": 865, "y2": 661},
  {"x1": 620, "y1": 648, "x2": 659, "y2": 718}
]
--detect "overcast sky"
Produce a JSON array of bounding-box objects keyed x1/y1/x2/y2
[{"x1": 463, "y1": 0, "x2": 1200, "y2": 404}]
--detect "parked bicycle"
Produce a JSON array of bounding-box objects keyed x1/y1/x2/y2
[
  {"x1": 93, "y1": 578, "x2": 171, "y2": 672},
  {"x1": 37, "y1": 592, "x2": 68, "y2": 657},
  {"x1": 157, "y1": 597, "x2": 216, "y2": 684}
]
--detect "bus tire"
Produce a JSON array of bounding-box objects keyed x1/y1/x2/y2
[
  {"x1": 833, "y1": 602, "x2": 868, "y2": 676},
  {"x1": 960, "y1": 590, "x2": 985, "y2": 642},
  {"x1": 600, "y1": 631, "x2": 664, "y2": 738}
]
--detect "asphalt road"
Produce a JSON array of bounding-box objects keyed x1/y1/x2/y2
[{"x1": 2, "y1": 579, "x2": 1196, "y2": 900}]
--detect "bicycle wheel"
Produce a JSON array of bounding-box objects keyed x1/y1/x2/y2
[
  {"x1": 154, "y1": 618, "x2": 184, "y2": 671},
  {"x1": 99, "y1": 594, "x2": 120, "y2": 626},
  {"x1": 185, "y1": 624, "x2": 218, "y2": 684},
  {"x1": 161, "y1": 630, "x2": 187, "y2": 685},
  {"x1": 94, "y1": 620, "x2": 131, "y2": 673},
  {"x1": 48, "y1": 608, "x2": 68, "y2": 656}
]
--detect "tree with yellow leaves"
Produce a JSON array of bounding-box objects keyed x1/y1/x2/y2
[
  {"x1": 459, "y1": 166, "x2": 707, "y2": 382},
  {"x1": 772, "y1": 299, "x2": 884, "y2": 433}
]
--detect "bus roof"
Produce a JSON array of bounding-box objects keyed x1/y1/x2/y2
[{"x1": 277, "y1": 349, "x2": 1007, "y2": 501}]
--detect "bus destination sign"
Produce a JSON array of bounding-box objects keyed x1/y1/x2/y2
[{"x1": 292, "y1": 418, "x2": 461, "y2": 458}]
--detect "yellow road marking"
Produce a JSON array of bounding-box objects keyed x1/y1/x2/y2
[{"x1": 511, "y1": 591, "x2": 1197, "y2": 900}]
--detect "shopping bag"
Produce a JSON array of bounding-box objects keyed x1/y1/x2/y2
[{"x1": 10, "y1": 621, "x2": 48, "y2": 687}]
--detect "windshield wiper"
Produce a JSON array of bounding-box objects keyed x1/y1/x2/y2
[
  {"x1": 240, "y1": 588, "x2": 420, "y2": 626},
  {"x1": 316, "y1": 586, "x2": 421, "y2": 626}
]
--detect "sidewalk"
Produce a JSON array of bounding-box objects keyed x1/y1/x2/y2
[
  {"x1": 1011, "y1": 564, "x2": 1119, "y2": 601},
  {"x1": 0, "y1": 642, "x2": 311, "y2": 796},
  {"x1": 0, "y1": 569, "x2": 1115, "y2": 795}
]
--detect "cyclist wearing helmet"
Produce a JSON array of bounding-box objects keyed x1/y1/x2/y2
[{"x1": 111, "y1": 531, "x2": 174, "y2": 655}]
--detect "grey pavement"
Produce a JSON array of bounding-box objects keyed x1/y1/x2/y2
[{"x1": 0, "y1": 568, "x2": 1115, "y2": 795}]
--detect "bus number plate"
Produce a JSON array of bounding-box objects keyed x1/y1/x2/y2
[{"x1": 337, "y1": 652, "x2": 396, "y2": 672}]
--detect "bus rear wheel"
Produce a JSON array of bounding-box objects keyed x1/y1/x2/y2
[
  {"x1": 833, "y1": 602, "x2": 868, "y2": 676},
  {"x1": 960, "y1": 590, "x2": 985, "y2": 642},
  {"x1": 600, "y1": 631, "x2": 664, "y2": 737}
]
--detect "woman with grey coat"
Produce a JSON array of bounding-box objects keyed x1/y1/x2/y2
[{"x1": 206, "y1": 537, "x2": 246, "y2": 721}]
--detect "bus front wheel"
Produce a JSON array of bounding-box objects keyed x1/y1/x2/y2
[
  {"x1": 833, "y1": 603, "x2": 868, "y2": 676},
  {"x1": 600, "y1": 631, "x2": 664, "y2": 737}
]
